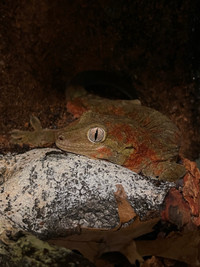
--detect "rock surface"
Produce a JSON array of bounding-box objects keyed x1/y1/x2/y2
[{"x1": 0, "y1": 149, "x2": 174, "y2": 238}]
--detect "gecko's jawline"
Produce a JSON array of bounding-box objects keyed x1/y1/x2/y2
[{"x1": 56, "y1": 143, "x2": 99, "y2": 155}]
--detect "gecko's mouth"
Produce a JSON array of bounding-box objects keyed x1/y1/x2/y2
[{"x1": 55, "y1": 140, "x2": 103, "y2": 155}]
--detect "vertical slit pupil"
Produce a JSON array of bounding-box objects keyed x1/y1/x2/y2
[{"x1": 94, "y1": 128, "x2": 98, "y2": 141}]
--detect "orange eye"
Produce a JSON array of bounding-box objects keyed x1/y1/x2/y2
[{"x1": 87, "y1": 127, "x2": 106, "y2": 143}]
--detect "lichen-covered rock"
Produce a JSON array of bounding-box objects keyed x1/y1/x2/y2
[{"x1": 0, "y1": 149, "x2": 174, "y2": 238}]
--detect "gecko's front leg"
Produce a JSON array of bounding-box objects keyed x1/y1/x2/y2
[
  {"x1": 10, "y1": 115, "x2": 58, "y2": 147},
  {"x1": 142, "y1": 161, "x2": 186, "y2": 182}
]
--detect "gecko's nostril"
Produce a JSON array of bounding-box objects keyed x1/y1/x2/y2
[{"x1": 58, "y1": 135, "x2": 64, "y2": 141}]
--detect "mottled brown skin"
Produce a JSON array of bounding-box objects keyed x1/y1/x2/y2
[{"x1": 11, "y1": 91, "x2": 186, "y2": 181}]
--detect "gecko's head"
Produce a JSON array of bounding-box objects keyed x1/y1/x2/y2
[{"x1": 55, "y1": 111, "x2": 135, "y2": 164}]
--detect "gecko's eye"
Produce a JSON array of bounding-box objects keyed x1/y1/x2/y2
[{"x1": 87, "y1": 127, "x2": 106, "y2": 143}]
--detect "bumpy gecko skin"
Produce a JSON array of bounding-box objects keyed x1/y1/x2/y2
[
  {"x1": 55, "y1": 110, "x2": 185, "y2": 181},
  {"x1": 11, "y1": 94, "x2": 186, "y2": 181}
]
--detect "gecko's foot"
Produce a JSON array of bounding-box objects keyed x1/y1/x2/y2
[
  {"x1": 142, "y1": 161, "x2": 186, "y2": 182},
  {"x1": 155, "y1": 162, "x2": 186, "y2": 182},
  {"x1": 10, "y1": 116, "x2": 56, "y2": 147},
  {"x1": 10, "y1": 129, "x2": 34, "y2": 146},
  {"x1": 10, "y1": 129, "x2": 50, "y2": 147}
]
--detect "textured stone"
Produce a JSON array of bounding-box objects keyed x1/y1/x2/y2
[{"x1": 0, "y1": 149, "x2": 174, "y2": 238}]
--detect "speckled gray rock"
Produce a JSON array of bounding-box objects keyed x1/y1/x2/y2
[{"x1": 0, "y1": 149, "x2": 175, "y2": 238}]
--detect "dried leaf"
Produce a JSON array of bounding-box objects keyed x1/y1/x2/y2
[
  {"x1": 114, "y1": 184, "x2": 137, "y2": 224},
  {"x1": 182, "y1": 159, "x2": 200, "y2": 225},
  {"x1": 161, "y1": 188, "x2": 191, "y2": 227},
  {"x1": 136, "y1": 230, "x2": 200, "y2": 266},
  {"x1": 120, "y1": 240, "x2": 144, "y2": 264},
  {"x1": 48, "y1": 217, "x2": 159, "y2": 264}
]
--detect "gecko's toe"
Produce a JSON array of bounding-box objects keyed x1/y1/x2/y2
[
  {"x1": 10, "y1": 130, "x2": 26, "y2": 138},
  {"x1": 30, "y1": 115, "x2": 42, "y2": 130}
]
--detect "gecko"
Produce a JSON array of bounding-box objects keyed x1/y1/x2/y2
[{"x1": 10, "y1": 71, "x2": 186, "y2": 181}]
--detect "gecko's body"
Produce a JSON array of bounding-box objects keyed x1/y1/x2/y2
[{"x1": 11, "y1": 72, "x2": 186, "y2": 181}]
